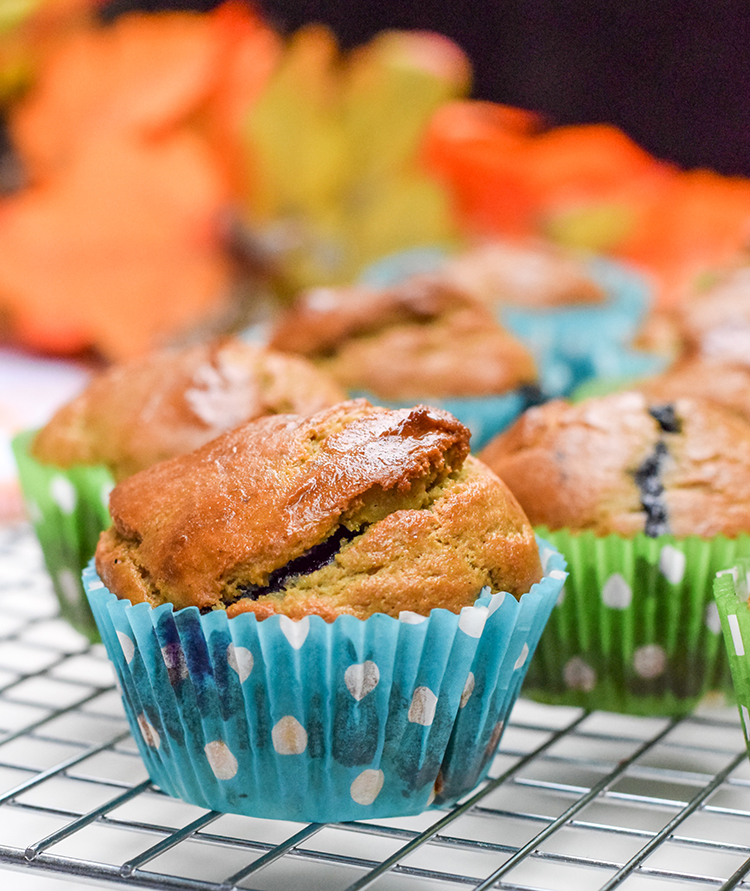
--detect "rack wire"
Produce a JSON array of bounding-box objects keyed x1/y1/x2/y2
[{"x1": 2, "y1": 523, "x2": 750, "y2": 891}]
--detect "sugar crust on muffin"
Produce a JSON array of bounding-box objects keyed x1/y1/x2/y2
[{"x1": 96, "y1": 400, "x2": 542, "y2": 620}]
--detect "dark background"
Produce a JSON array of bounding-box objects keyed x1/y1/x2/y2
[{"x1": 101, "y1": 0, "x2": 750, "y2": 176}]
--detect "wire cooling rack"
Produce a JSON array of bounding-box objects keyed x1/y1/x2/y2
[{"x1": 2, "y1": 525, "x2": 750, "y2": 891}]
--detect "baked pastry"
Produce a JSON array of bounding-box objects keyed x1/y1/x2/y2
[
  {"x1": 32, "y1": 337, "x2": 345, "y2": 481},
  {"x1": 442, "y1": 239, "x2": 606, "y2": 309},
  {"x1": 479, "y1": 390, "x2": 750, "y2": 716},
  {"x1": 636, "y1": 357, "x2": 750, "y2": 423},
  {"x1": 84, "y1": 398, "x2": 566, "y2": 822},
  {"x1": 676, "y1": 265, "x2": 750, "y2": 366},
  {"x1": 96, "y1": 399, "x2": 542, "y2": 619},
  {"x1": 268, "y1": 276, "x2": 537, "y2": 401},
  {"x1": 480, "y1": 391, "x2": 750, "y2": 538}
]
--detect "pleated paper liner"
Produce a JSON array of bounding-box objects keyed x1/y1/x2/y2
[
  {"x1": 83, "y1": 541, "x2": 567, "y2": 824},
  {"x1": 13, "y1": 429, "x2": 113, "y2": 642},
  {"x1": 522, "y1": 528, "x2": 750, "y2": 716},
  {"x1": 713, "y1": 562, "x2": 750, "y2": 752}
]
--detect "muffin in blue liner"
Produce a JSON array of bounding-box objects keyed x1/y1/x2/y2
[
  {"x1": 361, "y1": 248, "x2": 663, "y2": 398},
  {"x1": 83, "y1": 542, "x2": 566, "y2": 823}
]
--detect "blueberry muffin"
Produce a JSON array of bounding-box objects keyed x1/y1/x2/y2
[
  {"x1": 84, "y1": 399, "x2": 566, "y2": 822},
  {"x1": 479, "y1": 391, "x2": 750, "y2": 714},
  {"x1": 269, "y1": 276, "x2": 537, "y2": 402},
  {"x1": 96, "y1": 399, "x2": 543, "y2": 620}
]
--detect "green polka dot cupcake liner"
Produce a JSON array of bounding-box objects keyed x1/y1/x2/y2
[
  {"x1": 522, "y1": 528, "x2": 750, "y2": 716},
  {"x1": 713, "y1": 562, "x2": 750, "y2": 751},
  {"x1": 82, "y1": 541, "x2": 566, "y2": 823},
  {"x1": 12, "y1": 429, "x2": 113, "y2": 642}
]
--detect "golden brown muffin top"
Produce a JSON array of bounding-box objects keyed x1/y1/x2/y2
[
  {"x1": 32, "y1": 338, "x2": 345, "y2": 481},
  {"x1": 480, "y1": 391, "x2": 750, "y2": 538},
  {"x1": 637, "y1": 357, "x2": 750, "y2": 423},
  {"x1": 269, "y1": 276, "x2": 537, "y2": 400},
  {"x1": 677, "y1": 266, "x2": 750, "y2": 366},
  {"x1": 96, "y1": 400, "x2": 542, "y2": 619},
  {"x1": 442, "y1": 239, "x2": 605, "y2": 309}
]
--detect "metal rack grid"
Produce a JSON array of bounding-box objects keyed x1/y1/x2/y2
[{"x1": 3, "y1": 523, "x2": 750, "y2": 891}]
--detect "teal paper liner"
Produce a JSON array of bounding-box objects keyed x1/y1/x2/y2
[
  {"x1": 84, "y1": 541, "x2": 566, "y2": 823},
  {"x1": 13, "y1": 429, "x2": 113, "y2": 642},
  {"x1": 350, "y1": 390, "x2": 531, "y2": 452},
  {"x1": 523, "y1": 528, "x2": 750, "y2": 716},
  {"x1": 360, "y1": 250, "x2": 662, "y2": 399},
  {"x1": 713, "y1": 564, "x2": 750, "y2": 754}
]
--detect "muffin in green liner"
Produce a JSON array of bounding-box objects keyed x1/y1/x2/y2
[
  {"x1": 713, "y1": 562, "x2": 750, "y2": 748},
  {"x1": 523, "y1": 528, "x2": 750, "y2": 715},
  {"x1": 12, "y1": 429, "x2": 112, "y2": 641},
  {"x1": 480, "y1": 390, "x2": 750, "y2": 715}
]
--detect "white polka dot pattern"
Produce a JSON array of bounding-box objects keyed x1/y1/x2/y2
[
  {"x1": 514, "y1": 642, "x2": 530, "y2": 671},
  {"x1": 704, "y1": 601, "x2": 721, "y2": 635},
  {"x1": 56, "y1": 568, "x2": 80, "y2": 605},
  {"x1": 398, "y1": 611, "x2": 428, "y2": 624},
  {"x1": 50, "y1": 475, "x2": 77, "y2": 514},
  {"x1": 458, "y1": 606, "x2": 488, "y2": 638},
  {"x1": 659, "y1": 545, "x2": 686, "y2": 585},
  {"x1": 601, "y1": 573, "x2": 632, "y2": 609},
  {"x1": 204, "y1": 740, "x2": 238, "y2": 780},
  {"x1": 345, "y1": 661, "x2": 380, "y2": 701},
  {"x1": 407, "y1": 687, "x2": 437, "y2": 726},
  {"x1": 272, "y1": 716, "x2": 308, "y2": 755},
  {"x1": 633, "y1": 644, "x2": 667, "y2": 679},
  {"x1": 350, "y1": 769, "x2": 384, "y2": 806},
  {"x1": 227, "y1": 644, "x2": 254, "y2": 682},
  {"x1": 117, "y1": 631, "x2": 135, "y2": 664},
  {"x1": 279, "y1": 615, "x2": 309, "y2": 649},
  {"x1": 564, "y1": 656, "x2": 597, "y2": 692},
  {"x1": 137, "y1": 713, "x2": 160, "y2": 749},
  {"x1": 100, "y1": 481, "x2": 114, "y2": 510},
  {"x1": 460, "y1": 673, "x2": 475, "y2": 708},
  {"x1": 728, "y1": 614, "x2": 745, "y2": 656},
  {"x1": 488, "y1": 591, "x2": 506, "y2": 615}
]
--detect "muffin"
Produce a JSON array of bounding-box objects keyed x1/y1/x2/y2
[
  {"x1": 480, "y1": 391, "x2": 750, "y2": 714},
  {"x1": 360, "y1": 242, "x2": 659, "y2": 398},
  {"x1": 637, "y1": 357, "x2": 750, "y2": 424},
  {"x1": 85, "y1": 400, "x2": 567, "y2": 822},
  {"x1": 14, "y1": 338, "x2": 345, "y2": 639},
  {"x1": 269, "y1": 275, "x2": 539, "y2": 447},
  {"x1": 441, "y1": 239, "x2": 606, "y2": 309}
]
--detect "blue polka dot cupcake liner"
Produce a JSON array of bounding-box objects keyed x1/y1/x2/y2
[
  {"x1": 350, "y1": 391, "x2": 534, "y2": 452},
  {"x1": 713, "y1": 562, "x2": 750, "y2": 753},
  {"x1": 12, "y1": 429, "x2": 113, "y2": 642},
  {"x1": 361, "y1": 250, "x2": 664, "y2": 400},
  {"x1": 82, "y1": 541, "x2": 567, "y2": 824},
  {"x1": 523, "y1": 528, "x2": 750, "y2": 716}
]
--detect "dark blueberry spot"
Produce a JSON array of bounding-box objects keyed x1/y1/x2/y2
[
  {"x1": 633, "y1": 441, "x2": 670, "y2": 537},
  {"x1": 519, "y1": 384, "x2": 544, "y2": 407},
  {"x1": 235, "y1": 526, "x2": 360, "y2": 601},
  {"x1": 649, "y1": 404, "x2": 682, "y2": 434}
]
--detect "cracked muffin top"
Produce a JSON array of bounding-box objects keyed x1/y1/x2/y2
[
  {"x1": 479, "y1": 391, "x2": 750, "y2": 538},
  {"x1": 32, "y1": 338, "x2": 345, "y2": 481},
  {"x1": 268, "y1": 276, "x2": 537, "y2": 401},
  {"x1": 95, "y1": 399, "x2": 542, "y2": 620}
]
